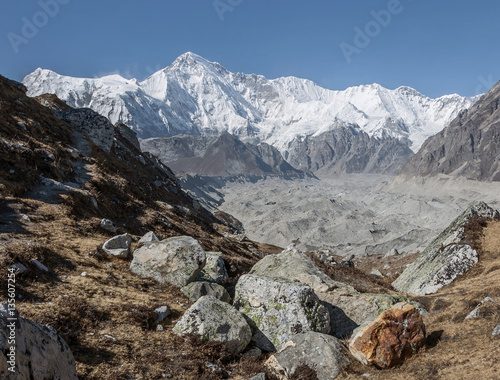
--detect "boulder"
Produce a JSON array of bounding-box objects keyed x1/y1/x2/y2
[
  {"x1": 349, "y1": 302, "x2": 426, "y2": 368},
  {"x1": 138, "y1": 231, "x2": 159, "y2": 245},
  {"x1": 234, "y1": 274, "x2": 330, "y2": 352},
  {"x1": 103, "y1": 233, "x2": 132, "y2": 258},
  {"x1": 249, "y1": 246, "x2": 420, "y2": 338},
  {"x1": 196, "y1": 251, "x2": 229, "y2": 284},
  {"x1": 100, "y1": 218, "x2": 117, "y2": 233},
  {"x1": 181, "y1": 281, "x2": 231, "y2": 303},
  {"x1": 266, "y1": 332, "x2": 349, "y2": 380},
  {"x1": 0, "y1": 303, "x2": 78, "y2": 379},
  {"x1": 130, "y1": 236, "x2": 206, "y2": 287},
  {"x1": 173, "y1": 296, "x2": 251, "y2": 355},
  {"x1": 393, "y1": 201, "x2": 500, "y2": 295}
]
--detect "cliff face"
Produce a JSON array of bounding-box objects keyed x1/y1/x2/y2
[{"x1": 400, "y1": 81, "x2": 500, "y2": 181}]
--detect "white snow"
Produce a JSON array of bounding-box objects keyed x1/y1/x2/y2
[{"x1": 23, "y1": 52, "x2": 480, "y2": 152}]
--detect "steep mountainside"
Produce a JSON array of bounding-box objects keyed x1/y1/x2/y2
[
  {"x1": 23, "y1": 52, "x2": 478, "y2": 154},
  {"x1": 140, "y1": 133, "x2": 304, "y2": 178},
  {"x1": 284, "y1": 122, "x2": 414, "y2": 175},
  {"x1": 400, "y1": 81, "x2": 500, "y2": 181}
]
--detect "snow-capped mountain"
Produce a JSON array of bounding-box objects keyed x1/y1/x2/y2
[{"x1": 23, "y1": 52, "x2": 479, "y2": 153}]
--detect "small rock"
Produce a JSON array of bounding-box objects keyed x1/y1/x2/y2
[
  {"x1": 243, "y1": 347, "x2": 262, "y2": 359},
  {"x1": 100, "y1": 219, "x2": 117, "y2": 233},
  {"x1": 90, "y1": 197, "x2": 98, "y2": 209},
  {"x1": 349, "y1": 302, "x2": 426, "y2": 368},
  {"x1": 102, "y1": 334, "x2": 117, "y2": 341},
  {"x1": 181, "y1": 281, "x2": 231, "y2": 303},
  {"x1": 156, "y1": 324, "x2": 164, "y2": 331},
  {"x1": 138, "y1": 231, "x2": 160, "y2": 245},
  {"x1": 10, "y1": 263, "x2": 27, "y2": 274},
  {"x1": 107, "y1": 264, "x2": 115, "y2": 269},
  {"x1": 81, "y1": 272, "x2": 87, "y2": 277},
  {"x1": 103, "y1": 233, "x2": 132, "y2": 258},
  {"x1": 465, "y1": 297, "x2": 494, "y2": 320},
  {"x1": 249, "y1": 374, "x2": 267, "y2": 380},
  {"x1": 154, "y1": 306, "x2": 170, "y2": 322},
  {"x1": 31, "y1": 259, "x2": 49, "y2": 272},
  {"x1": 492, "y1": 324, "x2": 500, "y2": 337},
  {"x1": 205, "y1": 362, "x2": 217, "y2": 372},
  {"x1": 370, "y1": 268, "x2": 384, "y2": 278},
  {"x1": 341, "y1": 254, "x2": 355, "y2": 267}
]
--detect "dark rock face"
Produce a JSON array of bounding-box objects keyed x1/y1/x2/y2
[
  {"x1": 141, "y1": 132, "x2": 304, "y2": 178},
  {"x1": 400, "y1": 81, "x2": 500, "y2": 181},
  {"x1": 284, "y1": 125, "x2": 414, "y2": 175}
]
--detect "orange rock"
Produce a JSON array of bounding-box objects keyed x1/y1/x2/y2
[{"x1": 348, "y1": 302, "x2": 426, "y2": 368}]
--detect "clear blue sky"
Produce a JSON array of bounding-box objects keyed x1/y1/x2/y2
[{"x1": 1, "y1": 0, "x2": 499, "y2": 98}]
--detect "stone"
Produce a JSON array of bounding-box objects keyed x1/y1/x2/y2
[
  {"x1": 249, "y1": 246, "x2": 420, "y2": 338},
  {"x1": 196, "y1": 251, "x2": 229, "y2": 284},
  {"x1": 243, "y1": 347, "x2": 262, "y2": 359},
  {"x1": 370, "y1": 268, "x2": 383, "y2": 277},
  {"x1": 30, "y1": 259, "x2": 48, "y2": 272},
  {"x1": 9, "y1": 263, "x2": 27, "y2": 274},
  {"x1": 155, "y1": 306, "x2": 170, "y2": 322},
  {"x1": 250, "y1": 374, "x2": 267, "y2": 380},
  {"x1": 173, "y1": 296, "x2": 252, "y2": 355},
  {"x1": 349, "y1": 302, "x2": 426, "y2": 369},
  {"x1": 492, "y1": 324, "x2": 500, "y2": 337},
  {"x1": 0, "y1": 303, "x2": 78, "y2": 379},
  {"x1": 138, "y1": 231, "x2": 159, "y2": 245},
  {"x1": 130, "y1": 236, "x2": 206, "y2": 287},
  {"x1": 464, "y1": 297, "x2": 494, "y2": 320},
  {"x1": 103, "y1": 233, "x2": 132, "y2": 258},
  {"x1": 393, "y1": 201, "x2": 500, "y2": 295},
  {"x1": 266, "y1": 332, "x2": 350, "y2": 380},
  {"x1": 181, "y1": 281, "x2": 231, "y2": 303},
  {"x1": 100, "y1": 218, "x2": 117, "y2": 233},
  {"x1": 234, "y1": 274, "x2": 330, "y2": 352}
]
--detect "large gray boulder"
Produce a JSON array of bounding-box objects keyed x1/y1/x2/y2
[
  {"x1": 393, "y1": 201, "x2": 500, "y2": 295},
  {"x1": 181, "y1": 281, "x2": 231, "y2": 303},
  {"x1": 196, "y1": 251, "x2": 229, "y2": 284},
  {"x1": 130, "y1": 236, "x2": 206, "y2": 287},
  {"x1": 266, "y1": 332, "x2": 350, "y2": 380},
  {"x1": 250, "y1": 247, "x2": 417, "y2": 338},
  {"x1": 234, "y1": 274, "x2": 330, "y2": 352},
  {"x1": 0, "y1": 304, "x2": 78, "y2": 379},
  {"x1": 173, "y1": 296, "x2": 251, "y2": 355},
  {"x1": 103, "y1": 233, "x2": 132, "y2": 258}
]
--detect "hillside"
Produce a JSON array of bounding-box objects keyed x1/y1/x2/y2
[{"x1": 400, "y1": 81, "x2": 500, "y2": 181}]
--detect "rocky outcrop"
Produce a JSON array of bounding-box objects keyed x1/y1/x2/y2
[
  {"x1": 173, "y1": 296, "x2": 251, "y2": 355},
  {"x1": 400, "y1": 81, "x2": 500, "y2": 181},
  {"x1": 102, "y1": 233, "x2": 132, "y2": 258},
  {"x1": 284, "y1": 124, "x2": 414, "y2": 175},
  {"x1": 349, "y1": 302, "x2": 426, "y2": 368},
  {"x1": 196, "y1": 251, "x2": 229, "y2": 284},
  {"x1": 250, "y1": 247, "x2": 419, "y2": 337},
  {"x1": 181, "y1": 281, "x2": 231, "y2": 303},
  {"x1": 53, "y1": 108, "x2": 114, "y2": 152},
  {"x1": 266, "y1": 332, "x2": 350, "y2": 380},
  {"x1": 392, "y1": 201, "x2": 500, "y2": 295},
  {"x1": 234, "y1": 274, "x2": 330, "y2": 352},
  {"x1": 130, "y1": 236, "x2": 206, "y2": 287},
  {"x1": 0, "y1": 304, "x2": 78, "y2": 379}
]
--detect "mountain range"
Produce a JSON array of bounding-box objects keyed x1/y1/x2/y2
[{"x1": 22, "y1": 52, "x2": 480, "y2": 176}]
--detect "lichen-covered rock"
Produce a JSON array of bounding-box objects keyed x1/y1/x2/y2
[
  {"x1": 181, "y1": 281, "x2": 231, "y2": 303},
  {"x1": 138, "y1": 231, "x2": 159, "y2": 245},
  {"x1": 234, "y1": 274, "x2": 330, "y2": 352},
  {"x1": 130, "y1": 236, "x2": 206, "y2": 287},
  {"x1": 173, "y1": 296, "x2": 251, "y2": 355},
  {"x1": 196, "y1": 251, "x2": 229, "y2": 284},
  {"x1": 100, "y1": 218, "x2": 117, "y2": 233},
  {"x1": 103, "y1": 233, "x2": 132, "y2": 258},
  {"x1": 393, "y1": 201, "x2": 500, "y2": 295},
  {"x1": 0, "y1": 303, "x2": 78, "y2": 379},
  {"x1": 249, "y1": 246, "x2": 420, "y2": 338},
  {"x1": 349, "y1": 302, "x2": 426, "y2": 368},
  {"x1": 266, "y1": 332, "x2": 349, "y2": 380}
]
